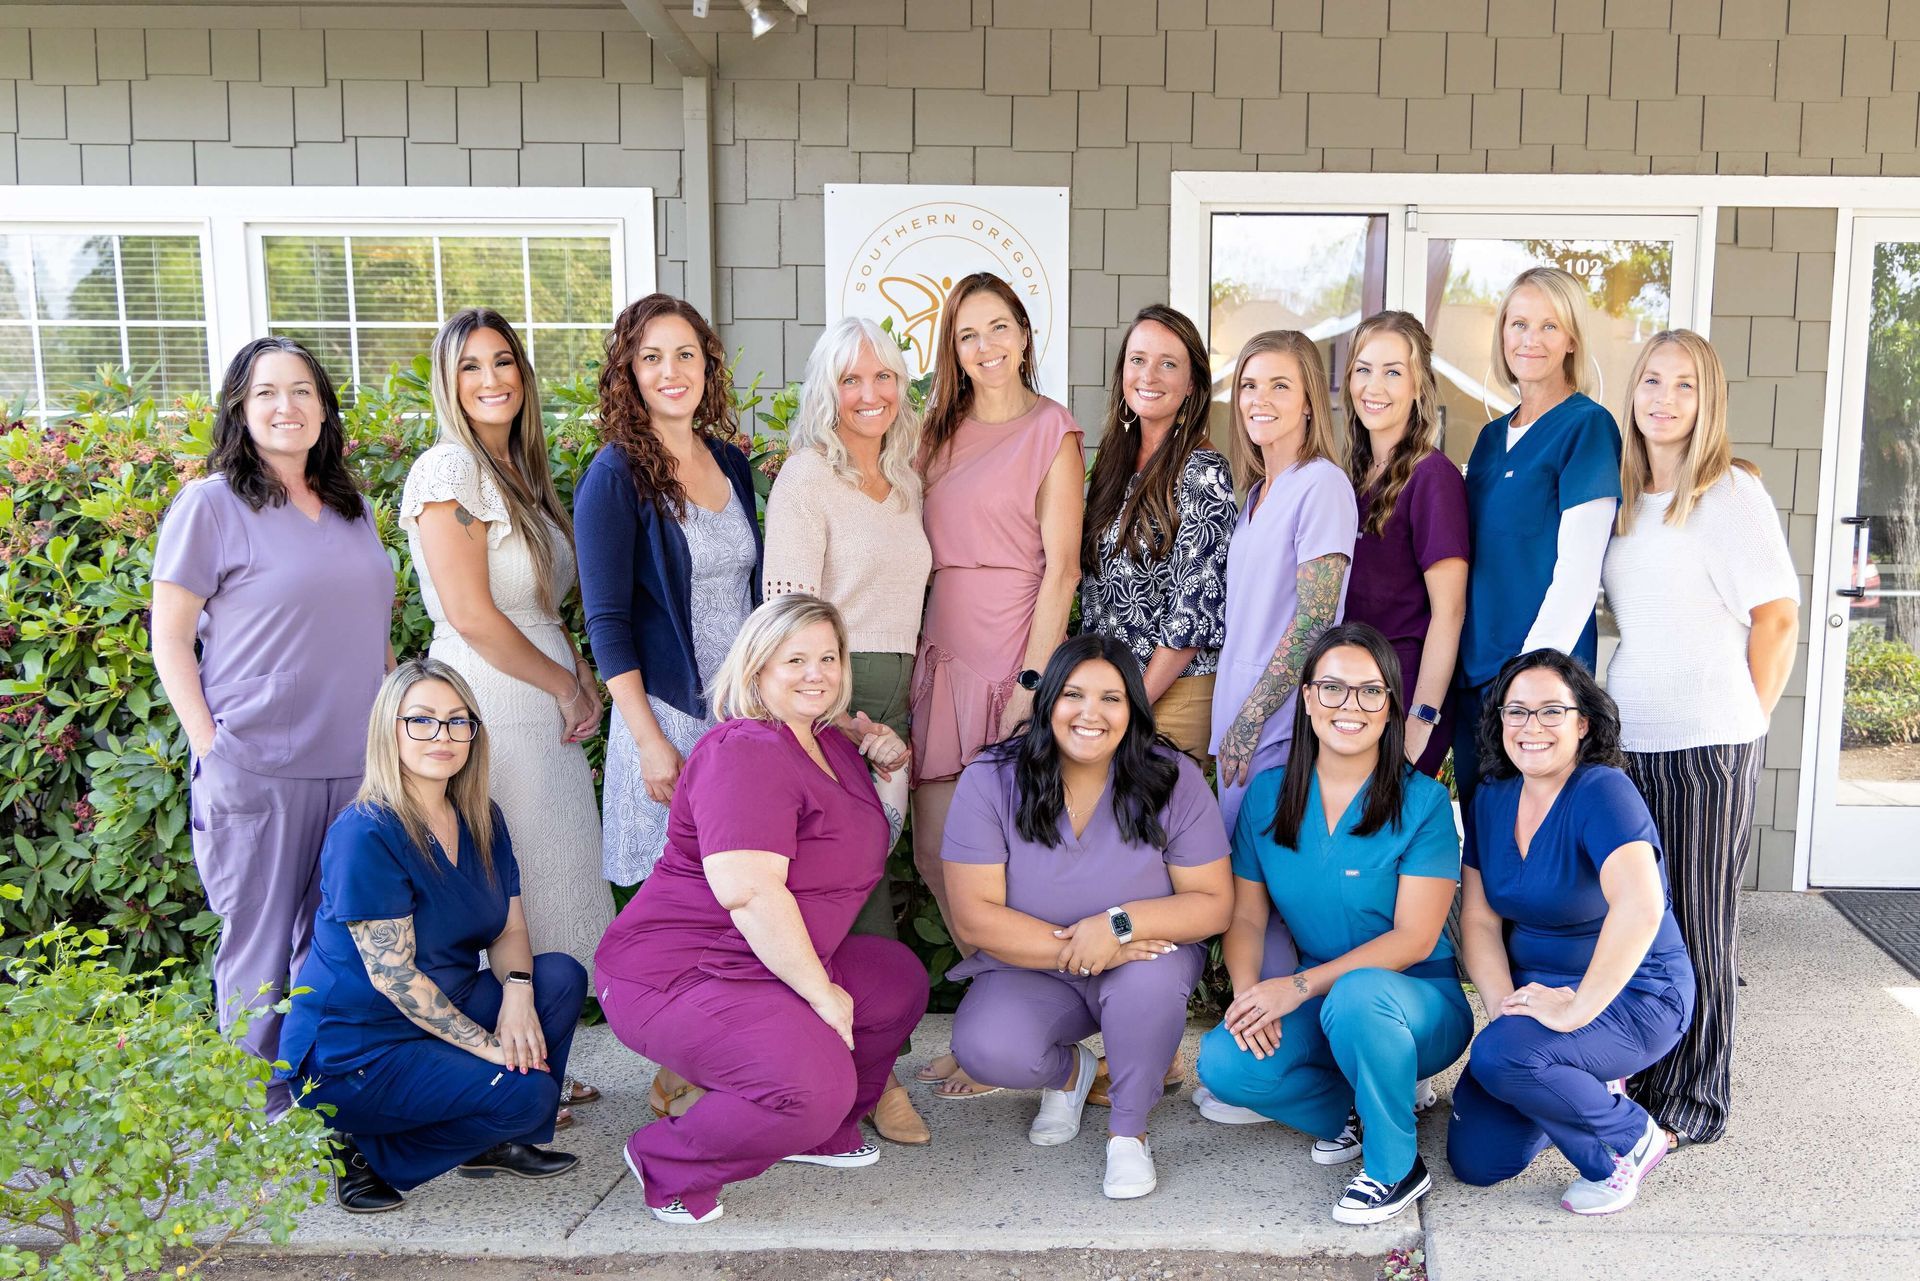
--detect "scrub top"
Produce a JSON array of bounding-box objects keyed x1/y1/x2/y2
[
  {"x1": 1347, "y1": 450, "x2": 1471, "y2": 695},
  {"x1": 1210, "y1": 459, "x2": 1359, "y2": 765},
  {"x1": 941, "y1": 748, "x2": 1229, "y2": 980},
  {"x1": 1458, "y1": 393, "x2": 1620, "y2": 688},
  {"x1": 153, "y1": 476, "x2": 395, "y2": 779},
  {"x1": 277, "y1": 802, "x2": 521, "y2": 1080},
  {"x1": 594, "y1": 718, "x2": 888, "y2": 990},
  {"x1": 1231, "y1": 765, "x2": 1460, "y2": 980},
  {"x1": 1465, "y1": 765, "x2": 1694, "y2": 1000}
]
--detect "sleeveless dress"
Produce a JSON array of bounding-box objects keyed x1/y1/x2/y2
[
  {"x1": 911, "y1": 396, "x2": 1083, "y2": 784},
  {"x1": 400, "y1": 442, "x2": 615, "y2": 970}
]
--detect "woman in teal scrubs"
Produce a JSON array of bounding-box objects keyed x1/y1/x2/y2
[{"x1": 1196, "y1": 623, "x2": 1471, "y2": 1226}]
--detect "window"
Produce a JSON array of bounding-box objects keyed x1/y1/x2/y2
[{"x1": 0, "y1": 231, "x2": 211, "y2": 421}]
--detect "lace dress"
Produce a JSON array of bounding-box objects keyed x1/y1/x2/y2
[
  {"x1": 601, "y1": 490, "x2": 757, "y2": 885},
  {"x1": 400, "y1": 442, "x2": 616, "y2": 971}
]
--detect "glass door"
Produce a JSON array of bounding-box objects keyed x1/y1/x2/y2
[{"x1": 1810, "y1": 219, "x2": 1920, "y2": 887}]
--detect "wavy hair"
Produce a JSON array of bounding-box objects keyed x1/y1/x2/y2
[
  {"x1": 1475, "y1": 648, "x2": 1626, "y2": 782},
  {"x1": 1344, "y1": 311, "x2": 1445, "y2": 539},
  {"x1": 708, "y1": 593, "x2": 854, "y2": 727},
  {"x1": 1082, "y1": 304, "x2": 1217, "y2": 577},
  {"x1": 597, "y1": 293, "x2": 737, "y2": 520},
  {"x1": 787, "y1": 317, "x2": 924, "y2": 512},
  {"x1": 1223, "y1": 330, "x2": 1342, "y2": 494},
  {"x1": 429, "y1": 308, "x2": 575, "y2": 616},
  {"x1": 356, "y1": 658, "x2": 498, "y2": 883},
  {"x1": 1617, "y1": 328, "x2": 1752, "y2": 535},
  {"x1": 1265, "y1": 624, "x2": 1410, "y2": 849},
  {"x1": 920, "y1": 272, "x2": 1040, "y2": 473},
  {"x1": 979, "y1": 633, "x2": 1180, "y2": 850},
  {"x1": 1490, "y1": 266, "x2": 1594, "y2": 398},
  {"x1": 209, "y1": 336, "x2": 364, "y2": 521}
]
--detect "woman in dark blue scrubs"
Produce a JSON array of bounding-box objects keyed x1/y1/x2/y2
[
  {"x1": 1446, "y1": 649, "x2": 1695, "y2": 1217},
  {"x1": 1455, "y1": 267, "x2": 1621, "y2": 808},
  {"x1": 278, "y1": 658, "x2": 587, "y2": 1213}
]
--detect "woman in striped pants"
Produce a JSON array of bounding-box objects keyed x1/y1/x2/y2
[{"x1": 1600, "y1": 329, "x2": 1800, "y2": 1148}]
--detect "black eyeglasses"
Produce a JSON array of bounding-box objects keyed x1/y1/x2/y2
[
  {"x1": 1499, "y1": 704, "x2": 1579, "y2": 728},
  {"x1": 1306, "y1": 678, "x2": 1388, "y2": 713},
  {"x1": 397, "y1": 715, "x2": 482, "y2": 742}
]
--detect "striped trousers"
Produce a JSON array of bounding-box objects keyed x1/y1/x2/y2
[{"x1": 1623, "y1": 736, "x2": 1765, "y2": 1144}]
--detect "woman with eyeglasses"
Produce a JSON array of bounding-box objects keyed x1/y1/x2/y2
[
  {"x1": 277, "y1": 659, "x2": 587, "y2": 1213},
  {"x1": 1447, "y1": 649, "x2": 1695, "y2": 1218},
  {"x1": 1195, "y1": 624, "x2": 1470, "y2": 1226}
]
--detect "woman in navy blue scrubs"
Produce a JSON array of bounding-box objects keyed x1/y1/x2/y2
[
  {"x1": 1447, "y1": 649, "x2": 1695, "y2": 1217},
  {"x1": 278, "y1": 658, "x2": 587, "y2": 1213},
  {"x1": 1455, "y1": 267, "x2": 1620, "y2": 808}
]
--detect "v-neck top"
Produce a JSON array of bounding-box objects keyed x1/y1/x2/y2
[
  {"x1": 277, "y1": 802, "x2": 521, "y2": 1079},
  {"x1": 940, "y1": 747, "x2": 1228, "y2": 979},
  {"x1": 1459, "y1": 393, "x2": 1620, "y2": 687},
  {"x1": 595, "y1": 718, "x2": 888, "y2": 989},
  {"x1": 1230, "y1": 765, "x2": 1460, "y2": 978},
  {"x1": 1464, "y1": 765, "x2": 1692, "y2": 997}
]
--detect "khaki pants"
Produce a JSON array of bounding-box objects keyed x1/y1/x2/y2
[{"x1": 1153, "y1": 673, "x2": 1215, "y2": 770}]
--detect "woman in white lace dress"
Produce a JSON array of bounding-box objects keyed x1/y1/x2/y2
[{"x1": 400, "y1": 308, "x2": 617, "y2": 1121}]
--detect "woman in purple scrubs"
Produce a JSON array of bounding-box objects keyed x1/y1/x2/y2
[
  {"x1": 152, "y1": 337, "x2": 395, "y2": 1117},
  {"x1": 942, "y1": 634, "x2": 1233, "y2": 1201}
]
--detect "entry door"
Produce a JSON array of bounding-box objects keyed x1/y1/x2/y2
[{"x1": 1809, "y1": 219, "x2": 1920, "y2": 887}]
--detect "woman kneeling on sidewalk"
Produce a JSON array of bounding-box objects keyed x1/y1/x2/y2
[
  {"x1": 278, "y1": 659, "x2": 587, "y2": 1214},
  {"x1": 942, "y1": 634, "x2": 1233, "y2": 1200},
  {"x1": 596, "y1": 594, "x2": 927, "y2": 1225}
]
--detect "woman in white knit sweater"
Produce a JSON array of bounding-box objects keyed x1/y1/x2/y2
[{"x1": 1601, "y1": 328, "x2": 1799, "y2": 1153}]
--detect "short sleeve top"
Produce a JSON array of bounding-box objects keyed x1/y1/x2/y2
[
  {"x1": 1231, "y1": 766, "x2": 1460, "y2": 977},
  {"x1": 1464, "y1": 765, "x2": 1693, "y2": 997},
  {"x1": 1460, "y1": 393, "x2": 1621, "y2": 686},
  {"x1": 152, "y1": 476, "x2": 395, "y2": 778},
  {"x1": 921, "y1": 396, "x2": 1083, "y2": 579},
  {"x1": 277, "y1": 803, "x2": 521, "y2": 1080},
  {"x1": 940, "y1": 748, "x2": 1228, "y2": 979},
  {"x1": 1346, "y1": 450, "x2": 1471, "y2": 667},
  {"x1": 400, "y1": 441, "x2": 575, "y2": 633},
  {"x1": 594, "y1": 718, "x2": 889, "y2": 990}
]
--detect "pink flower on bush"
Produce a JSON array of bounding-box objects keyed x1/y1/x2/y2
[
  {"x1": 0, "y1": 623, "x2": 15, "y2": 649},
  {"x1": 72, "y1": 800, "x2": 97, "y2": 833}
]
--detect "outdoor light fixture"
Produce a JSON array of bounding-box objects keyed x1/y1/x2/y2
[
  {"x1": 691, "y1": 0, "x2": 709, "y2": 15},
  {"x1": 741, "y1": 0, "x2": 777, "y2": 37},
  {"x1": 781, "y1": 0, "x2": 809, "y2": 12}
]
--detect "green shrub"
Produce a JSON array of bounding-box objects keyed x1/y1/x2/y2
[
  {"x1": 0, "y1": 919, "x2": 333, "y2": 1280},
  {"x1": 1842, "y1": 625, "x2": 1920, "y2": 747}
]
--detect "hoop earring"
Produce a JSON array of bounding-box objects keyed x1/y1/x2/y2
[{"x1": 1120, "y1": 404, "x2": 1139, "y2": 427}]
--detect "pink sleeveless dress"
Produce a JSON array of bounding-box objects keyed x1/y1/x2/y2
[{"x1": 911, "y1": 397, "x2": 1083, "y2": 785}]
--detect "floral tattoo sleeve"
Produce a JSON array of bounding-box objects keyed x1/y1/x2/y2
[
  {"x1": 1218, "y1": 553, "x2": 1349, "y2": 769},
  {"x1": 347, "y1": 916, "x2": 499, "y2": 1055}
]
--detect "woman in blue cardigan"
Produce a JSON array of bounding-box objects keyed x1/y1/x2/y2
[{"x1": 575, "y1": 293, "x2": 763, "y2": 893}]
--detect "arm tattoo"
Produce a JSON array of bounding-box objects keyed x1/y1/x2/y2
[
  {"x1": 347, "y1": 917, "x2": 498, "y2": 1055},
  {"x1": 882, "y1": 801, "x2": 905, "y2": 847},
  {"x1": 452, "y1": 503, "x2": 478, "y2": 539},
  {"x1": 1220, "y1": 554, "x2": 1349, "y2": 757}
]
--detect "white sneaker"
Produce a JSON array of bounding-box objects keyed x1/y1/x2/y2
[
  {"x1": 1103, "y1": 1135, "x2": 1157, "y2": 1199},
  {"x1": 1029, "y1": 1043, "x2": 1099, "y2": 1146},
  {"x1": 781, "y1": 1142, "x2": 880, "y2": 1168},
  {"x1": 1415, "y1": 1077, "x2": 1439, "y2": 1112},
  {"x1": 623, "y1": 1144, "x2": 722, "y2": 1225},
  {"x1": 1560, "y1": 1115, "x2": 1667, "y2": 1215},
  {"x1": 1192, "y1": 1082, "x2": 1273, "y2": 1126},
  {"x1": 1312, "y1": 1108, "x2": 1363, "y2": 1165}
]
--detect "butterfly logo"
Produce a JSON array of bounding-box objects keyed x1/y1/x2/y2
[{"x1": 876, "y1": 274, "x2": 954, "y2": 377}]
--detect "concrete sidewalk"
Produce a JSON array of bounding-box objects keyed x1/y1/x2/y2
[{"x1": 272, "y1": 892, "x2": 1920, "y2": 1277}]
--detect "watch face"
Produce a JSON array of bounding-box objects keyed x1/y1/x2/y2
[
  {"x1": 1112, "y1": 910, "x2": 1133, "y2": 934},
  {"x1": 1017, "y1": 668, "x2": 1041, "y2": 691}
]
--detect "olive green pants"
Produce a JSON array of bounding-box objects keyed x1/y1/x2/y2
[{"x1": 847, "y1": 651, "x2": 913, "y2": 941}]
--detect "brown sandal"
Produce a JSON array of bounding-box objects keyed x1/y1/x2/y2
[
  {"x1": 563, "y1": 1078, "x2": 600, "y2": 1105},
  {"x1": 553, "y1": 1106, "x2": 575, "y2": 1131},
  {"x1": 647, "y1": 1074, "x2": 705, "y2": 1119},
  {"x1": 1086, "y1": 1055, "x2": 1185, "y2": 1108},
  {"x1": 865, "y1": 1083, "x2": 931, "y2": 1145}
]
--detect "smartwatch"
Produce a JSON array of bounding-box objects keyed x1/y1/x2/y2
[
  {"x1": 1016, "y1": 668, "x2": 1042, "y2": 691},
  {"x1": 1410, "y1": 703, "x2": 1442, "y2": 726},
  {"x1": 1105, "y1": 906, "x2": 1134, "y2": 944},
  {"x1": 505, "y1": 970, "x2": 533, "y2": 987}
]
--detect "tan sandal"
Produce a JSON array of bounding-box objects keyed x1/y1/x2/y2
[
  {"x1": 865, "y1": 1083, "x2": 931, "y2": 1145},
  {"x1": 1086, "y1": 1055, "x2": 1185, "y2": 1109},
  {"x1": 553, "y1": 1105, "x2": 575, "y2": 1130},
  {"x1": 647, "y1": 1074, "x2": 705, "y2": 1119},
  {"x1": 563, "y1": 1078, "x2": 600, "y2": 1105}
]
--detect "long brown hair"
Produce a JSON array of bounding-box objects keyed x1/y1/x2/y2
[
  {"x1": 919, "y1": 272, "x2": 1040, "y2": 473},
  {"x1": 1617, "y1": 328, "x2": 1749, "y2": 534},
  {"x1": 1082, "y1": 305, "x2": 1215, "y2": 577},
  {"x1": 1343, "y1": 311, "x2": 1443, "y2": 538},
  {"x1": 209, "y1": 336, "x2": 364, "y2": 521},
  {"x1": 596, "y1": 293, "x2": 737, "y2": 519},
  {"x1": 1223, "y1": 330, "x2": 1341, "y2": 494}
]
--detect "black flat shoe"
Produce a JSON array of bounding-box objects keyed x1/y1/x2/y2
[
  {"x1": 456, "y1": 1140, "x2": 578, "y2": 1180},
  {"x1": 333, "y1": 1137, "x2": 405, "y2": 1214}
]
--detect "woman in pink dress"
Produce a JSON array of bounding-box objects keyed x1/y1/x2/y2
[{"x1": 910, "y1": 272, "x2": 1085, "y2": 1098}]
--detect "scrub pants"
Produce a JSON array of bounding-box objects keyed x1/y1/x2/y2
[
  {"x1": 1197, "y1": 967, "x2": 1472, "y2": 1185},
  {"x1": 1447, "y1": 982, "x2": 1691, "y2": 1185},
  {"x1": 949, "y1": 944, "x2": 1205, "y2": 1137},
  {"x1": 1450, "y1": 680, "x2": 1491, "y2": 814},
  {"x1": 299, "y1": 952, "x2": 588, "y2": 1191},
  {"x1": 190, "y1": 750, "x2": 359, "y2": 1117},
  {"x1": 600, "y1": 934, "x2": 928, "y2": 1220}
]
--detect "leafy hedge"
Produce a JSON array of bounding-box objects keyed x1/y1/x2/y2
[{"x1": 1843, "y1": 624, "x2": 1920, "y2": 747}]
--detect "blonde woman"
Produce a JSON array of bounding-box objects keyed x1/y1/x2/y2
[
  {"x1": 276, "y1": 658, "x2": 587, "y2": 1213},
  {"x1": 1602, "y1": 330, "x2": 1798, "y2": 1151},
  {"x1": 400, "y1": 308, "x2": 614, "y2": 1120},
  {"x1": 596, "y1": 595, "x2": 925, "y2": 1225},
  {"x1": 1454, "y1": 267, "x2": 1621, "y2": 809}
]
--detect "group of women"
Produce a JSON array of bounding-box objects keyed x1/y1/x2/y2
[{"x1": 150, "y1": 260, "x2": 1799, "y2": 1228}]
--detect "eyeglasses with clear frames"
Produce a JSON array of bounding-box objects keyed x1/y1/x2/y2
[
  {"x1": 1306, "y1": 678, "x2": 1388, "y2": 713},
  {"x1": 1499, "y1": 704, "x2": 1578, "y2": 728},
  {"x1": 397, "y1": 715, "x2": 482, "y2": 742}
]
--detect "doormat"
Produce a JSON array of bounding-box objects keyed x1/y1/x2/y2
[{"x1": 1824, "y1": 891, "x2": 1920, "y2": 982}]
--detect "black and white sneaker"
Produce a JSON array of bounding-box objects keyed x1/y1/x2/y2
[
  {"x1": 782, "y1": 1142, "x2": 881, "y2": 1168},
  {"x1": 1331, "y1": 1155, "x2": 1432, "y2": 1225},
  {"x1": 1312, "y1": 1108, "x2": 1363, "y2": 1165}
]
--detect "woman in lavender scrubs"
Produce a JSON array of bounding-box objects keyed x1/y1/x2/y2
[{"x1": 152, "y1": 337, "x2": 395, "y2": 1116}]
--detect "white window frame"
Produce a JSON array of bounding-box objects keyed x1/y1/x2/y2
[{"x1": 1, "y1": 187, "x2": 656, "y2": 382}]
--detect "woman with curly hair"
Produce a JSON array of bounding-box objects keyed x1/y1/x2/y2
[{"x1": 575, "y1": 295, "x2": 763, "y2": 890}]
